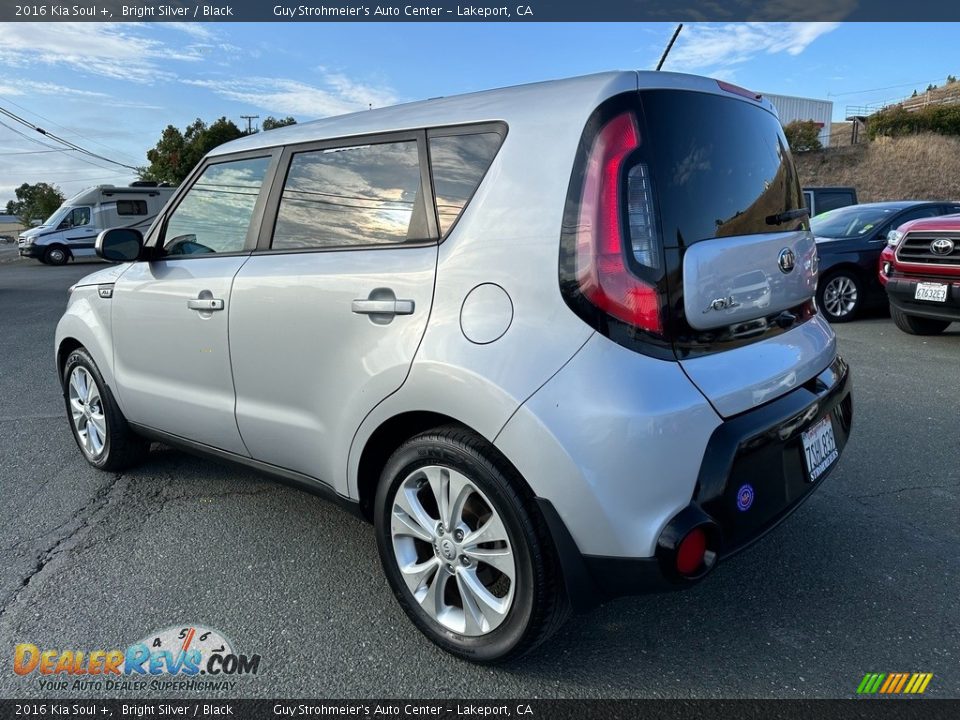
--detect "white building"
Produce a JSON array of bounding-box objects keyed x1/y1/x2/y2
[{"x1": 764, "y1": 93, "x2": 833, "y2": 147}]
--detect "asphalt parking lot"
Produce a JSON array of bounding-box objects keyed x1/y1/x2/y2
[{"x1": 0, "y1": 257, "x2": 957, "y2": 699}]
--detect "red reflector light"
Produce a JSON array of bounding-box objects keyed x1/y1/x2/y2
[
  {"x1": 716, "y1": 80, "x2": 762, "y2": 102},
  {"x1": 575, "y1": 112, "x2": 662, "y2": 334},
  {"x1": 676, "y1": 527, "x2": 707, "y2": 576}
]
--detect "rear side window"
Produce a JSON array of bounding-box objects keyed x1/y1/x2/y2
[
  {"x1": 163, "y1": 156, "x2": 271, "y2": 255},
  {"x1": 272, "y1": 141, "x2": 428, "y2": 249},
  {"x1": 638, "y1": 90, "x2": 804, "y2": 247},
  {"x1": 117, "y1": 200, "x2": 148, "y2": 216},
  {"x1": 816, "y1": 191, "x2": 855, "y2": 215},
  {"x1": 428, "y1": 132, "x2": 502, "y2": 236}
]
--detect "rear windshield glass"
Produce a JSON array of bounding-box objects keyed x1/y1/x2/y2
[
  {"x1": 810, "y1": 205, "x2": 903, "y2": 238},
  {"x1": 639, "y1": 90, "x2": 804, "y2": 247}
]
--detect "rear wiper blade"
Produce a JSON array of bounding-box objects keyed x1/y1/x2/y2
[{"x1": 766, "y1": 207, "x2": 810, "y2": 225}]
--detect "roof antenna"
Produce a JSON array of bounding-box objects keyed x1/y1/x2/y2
[{"x1": 655, "y1": 23, "x2": 683, "y2": 71}]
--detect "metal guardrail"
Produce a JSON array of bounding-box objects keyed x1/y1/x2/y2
[{"x1": 847, "y1": 92, "x2": 960, "y2": 118}]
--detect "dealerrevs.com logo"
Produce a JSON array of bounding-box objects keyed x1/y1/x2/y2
[{"x1": 13, "y1": 625, "x2": 262, "y2": 692}]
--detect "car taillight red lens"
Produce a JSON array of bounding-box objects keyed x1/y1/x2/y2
[
  {"x1": 574, "y1": 112, "x2": 662, "y2": 334},
  {"x1": 676, "y1": 527, "x2": 707, "y2": 576}
]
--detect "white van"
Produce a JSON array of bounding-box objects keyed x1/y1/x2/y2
[{"x1": 19, "y1": 183, "x2": 174, "y2": 265}]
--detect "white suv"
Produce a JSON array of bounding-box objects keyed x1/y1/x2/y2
[{"x1": 56, "y1": 71, "x2": 853, "y2": 662}]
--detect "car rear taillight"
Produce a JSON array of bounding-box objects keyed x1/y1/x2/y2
[
  {"x1": 676, "y1": 527, "x2": 707, "y2": 576},
  {"x1": 573, "y1": 112, "x2": 662, "y2": 334}
]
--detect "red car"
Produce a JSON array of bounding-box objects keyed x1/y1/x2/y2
[{"x1": 880, "y1": 214, "x2": 960, "y2": 334}]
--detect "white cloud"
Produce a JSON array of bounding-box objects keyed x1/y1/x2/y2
[
  {"x1": 664, "y1": 22, "x2": 840, "y2": 74},
  {"x1": 0, "y1": 23, "x2": 210, "y2": 83},
  {"x1": 182, "y1": 75, "x2": 399, "y2": 118}
]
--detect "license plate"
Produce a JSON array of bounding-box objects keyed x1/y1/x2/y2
[
  {"x1": 801, "y1": 416, "x2": 838, "y2": 483},
  {"x1": 914, "y1": 282, "x2": 948, "y2": 303}
]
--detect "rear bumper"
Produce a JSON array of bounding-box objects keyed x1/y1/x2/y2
[
  {"x1": 549, "y1": 356, "x2": 853, "y2": 607},
  {"x1": 886, "y1": 276, "x2": 960, "y2": 323}
]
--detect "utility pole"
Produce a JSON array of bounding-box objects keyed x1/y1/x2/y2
[{"x1": 240, "y1": 115, "x2": 260, "y2": 134}]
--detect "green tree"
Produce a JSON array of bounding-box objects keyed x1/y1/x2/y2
[
  {"x1": 868, "y1": 104, "x2": 960, "y2": 139},
  {"x1": 947, "y1": 75, "x2": 957, "y2": 84},
  {"x1": 140, "y1": 117, "x2": 245, "y2": 185},
  {"x1": 5, "y1": 183, "x2": 65, "y2": 226},
  {"x1": 262, "y1": 116, "x2": 297, "y2": 131},
  {"x1": 783, "y1": 120, "x2": 823, "y2": 152}
]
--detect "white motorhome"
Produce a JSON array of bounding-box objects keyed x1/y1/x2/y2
[{"x1": 19, "y1": 183, "x2": 174, "y2": 265}]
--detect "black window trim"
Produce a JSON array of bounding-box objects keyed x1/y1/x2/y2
[{"x1": 143, "y1": 147, "x2": 283, "y2": 261}]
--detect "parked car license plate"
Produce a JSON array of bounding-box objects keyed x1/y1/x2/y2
[
  {"x1": 914, "y1": 282, "x2": 948, "y2": 303},
  {"x1": 801, "y1": 416, "x2": 838, "y2": 483}
]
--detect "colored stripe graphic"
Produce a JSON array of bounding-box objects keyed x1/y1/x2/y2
[{"x1": 857, "y1": 672, "x2": 932, "y2": 694}]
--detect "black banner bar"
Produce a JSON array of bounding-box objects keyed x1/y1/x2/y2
[
  {"x1": 4, "y1": 1, "x2": 960, "y2": 22},
  {"x1": 2, "y1": 700, "x2": 960, "y2": 720}
]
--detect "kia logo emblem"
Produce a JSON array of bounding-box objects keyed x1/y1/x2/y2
[
  {"x1": 930, "y1": 238, "x2": 955, "y2": 255},
  {"x1": 778, "y1": 248, "x2": 796, "y2": 274}
]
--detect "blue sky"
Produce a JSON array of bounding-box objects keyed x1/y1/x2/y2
[{"x1": 1, "y1": 21, "x2": 957, "y2": 202}]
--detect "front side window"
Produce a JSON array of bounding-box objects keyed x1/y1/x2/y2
[
  {"x1": 271, "y1": 141, "x2": 427, "y2": 250},
  {"x1": 162, "y1": 156, "x2": 271, "y2": 256},
  {"x1": 67, "y1": 207, "x2": 90, "y2": 228}
]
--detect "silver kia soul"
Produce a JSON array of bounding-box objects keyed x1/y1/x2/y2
[{"x1": 56, "y1": 71, "x2": 852, "y2": 662}]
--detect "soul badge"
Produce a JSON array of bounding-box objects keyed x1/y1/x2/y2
[{"x1": 736, "y1": 484, "x2": 755, "y2": 512}]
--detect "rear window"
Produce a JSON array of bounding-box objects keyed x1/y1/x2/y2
[
  {"x1": 272, "y1": 141, "x2": 429, "y2": 249},
  {"x1": 815, "y1": 191, "x2": 855, "y2": 215},
  {"x1": 117, "y1": 200, "x2": 148, "y2": 216},
  {"x1": 638, "y1": 90, "x2": 804, "y2": 247},
  {"x1": 428, "y1": 131, "x2": 502, "y2": 236}
]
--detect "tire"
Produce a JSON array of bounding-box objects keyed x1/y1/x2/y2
[
  {"x1": 817, "y1": 270, "x2": 863, "y2": 323},
  {"x1": 890, "y1": 306, "x2": 951, "y2": 335},
  {"x1": 374, "y1": 425, "x2": 569, "y2": 663},
  {"x1": 62, "y1": 347, "x2": 149, "y2": 472},
  {"x1": 44, "y1": 245, "x2": 69, "y2": 266}
]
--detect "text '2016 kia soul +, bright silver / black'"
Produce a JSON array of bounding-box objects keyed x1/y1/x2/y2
[{"x1": 55, "y1": 71, "x2": 853, "y2": 663}]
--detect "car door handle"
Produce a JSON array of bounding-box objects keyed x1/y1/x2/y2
[
  {"x1": 351, "y1": 299, "x2": 415, "y2": 315},
  {"x1": 187, "y1": 298, "x2": 224, "y2": 312}
]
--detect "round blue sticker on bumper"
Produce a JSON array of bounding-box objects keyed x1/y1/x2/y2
[{"x1": 737, "y1": 484, "x2": 755, "y2": 512}]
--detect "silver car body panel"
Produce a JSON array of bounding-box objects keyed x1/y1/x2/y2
[
  {"x1": 229, "y1": 247, "x2": 438, "y2": 488},
  {"x1": 112, "y1": 257, "x2": 251, "y2": 456},
  {"x1": 495, "y1": 333, "x2": 722, "y2": 558},
  {"x1": 680, "y1": 314, "x2": 836, "y2": 418},
  {"x1": 55, "y1": 70, "x2": 837, "y2": 559},
  {"x1": 683, "y1": 230, "x2": 817, "y2": 331}
]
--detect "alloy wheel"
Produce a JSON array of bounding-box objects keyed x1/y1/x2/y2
[
  {"x1": 389, "y1": 465, "x2": 516, "y2": 636},
  {"x1": 68, "y1": 366, "x2": 106, "y2": 457},
  {"x1": 823, "y1": 275, "x2": 858, "y2": 318}
]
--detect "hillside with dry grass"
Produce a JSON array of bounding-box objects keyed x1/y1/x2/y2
[{"x1": 794, "y1": 133, "x2": 960, "y2": 202}]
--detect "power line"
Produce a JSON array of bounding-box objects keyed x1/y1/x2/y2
[
  {"x1": 0, "y1": 118, "x2": 62, "y2": 150},
  {"x1": 0, "y1": 104, "x2": 139, "y2": 170},
  {"x1": 0, "y1": 148, "x2": 67, "y2": 156},
  {"x1": 0, "y1": 92, "x2": 143, "y2": 166},
  {"x1": 0, "y1": 117, "x2": 132, "y2": 173},
  {"x1": 827, "y1": 77, "x2": 952, "y2": 98}
]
